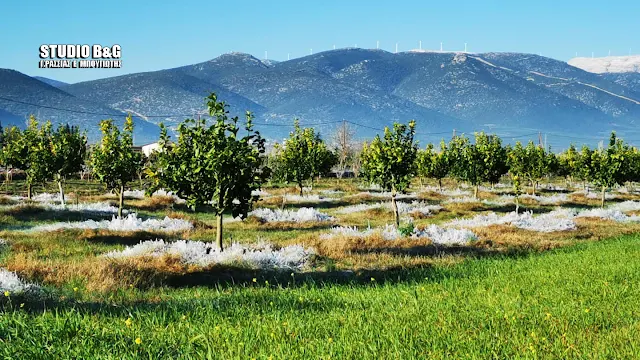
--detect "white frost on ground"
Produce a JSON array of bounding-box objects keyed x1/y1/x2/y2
[
  {"x1": 575, "y1": 208, "x2": 640, "y2": 222},
  {"x1": 251, "y1": 189, "x2": 270, "y2": 197},
  {"x1": 123, "y1": 189, "x2": 187, "y2": 204},
  {"x1": 445, "y1": 209, "x2": 577, "y2": 232},
  {"x1": 249, "y1": 207, "x2": 334, "y2": 222},
  {"x1": 103, "y1": 240, "x2": 314, "y2": 271},
  {"x1": 319, "y1": 189, "x2": 344, "y2": 195},
  {"x1": 282, "y1": 194, "x2": 336, "y2": 203},
  {"x1": 346, "y1": 191, "x2": 418, "y2": 200},
  {"x1": 29, "y1": 213, "x2": 193, "y2": 233},
  {"x1": 321, "y1": 224, "x2": 477, "y2": 245},
  {"x1": 336, "y1": 203, "x2": 384, "y2": 214},
  {"x1": 0, "y1": 201, "x2": 129, "y2": 215},
  {"x1": 609, "y1": 201, "x2": 640, "y2": 212},
  {"x1": 336, "y1": 201, "x2": 442, "y2": 216},
  {"x1": 0, "y1": 268, "x2": 36, "y2": 293}
]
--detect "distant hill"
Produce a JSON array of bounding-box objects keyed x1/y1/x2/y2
[
  {"x1": 0, "y1": 69, "x2": 160, "y2": 144},
  {"x1": 33, "y1": 76, "x2": 69, "y2": 88},
  {"x1": 0, "y1": 108, "x2": 24, "y2": 128},
  {"x1": 4, "y1": 49, "x2": 640, "y2": 148}
]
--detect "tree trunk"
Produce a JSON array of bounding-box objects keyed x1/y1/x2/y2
[
  {"x1": 438, "y1": 179, "x2": 442, "y2": 192},
  {"x1": 601, "y1": 185, "x2": 606, "y2": 208},
  {"x1": 27, "y1": 183, "x2": 32, "y2": 200},
  {"x1": 474, "y1": 184, "x2": 479, "y2": 199},
  {"x1": 532, "y1": 181, "x2": 536, "y2": 196},
  {"x1": 515, "y1": 196, "x2": 519, "y2": 214},
  {"x1": 391, "y1": 190, "x2": 400, "y2": 228},
  {"x1": 299, "y1": 183, "x2": 304, "y2": 196},
  {"x1": 58, "y1": 179, "x2": 66, "y2": 206},
  {"x1": 216, "y1": 214, "x2": 224, "y2": 251},
  {"x1": 118, "y1": 185, "x2": 124, "y2": 218}
]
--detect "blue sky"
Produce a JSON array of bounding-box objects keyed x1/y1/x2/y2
[{"x1": 1, "y1": 0, "x2": 638, "y2": 83}]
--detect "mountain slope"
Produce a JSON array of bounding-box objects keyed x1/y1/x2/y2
[
  {"x1": 0, "y1": 69, "x2": 160, "y2": 144},
  {"x1": 62, "y1": 68, "x2": 266, "y2": 129},
  {"x1": 33, "y1": 76, "x2": 69, "y2": 88}
]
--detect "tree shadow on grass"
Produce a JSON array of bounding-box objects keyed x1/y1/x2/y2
[{"x1": 1, "y1": 205, "x2": 117, "y2": 224}]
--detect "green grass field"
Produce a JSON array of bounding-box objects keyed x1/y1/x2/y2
[{"x1": 1, "y1": 179, "x2": 640, "y2": 358}]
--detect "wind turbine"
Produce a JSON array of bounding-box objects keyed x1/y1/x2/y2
[
  {"x1": 464, "y1": 43, "x2": 467, "y2": 52},
  {"x1": 265, "y1": 51, "x2": 267, "y2": 60},
  {"x1": 376, "y1": 40, "x2": 379, "y2": 49},
  {"x1": 395, "y1": 43, "x2": 398, "y2": 54},
  {"x1": 419, "y1": 40, "x2": 422, "y2": 50},
  {"x1": 287, "y1": 53, "x2": 290, "y2": 60},
  {"x1": 440, "y1": 42, "x2": 443, "y2": 51}
]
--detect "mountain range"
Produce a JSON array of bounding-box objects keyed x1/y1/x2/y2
[{"x1": 2, "y1": 49, "x2": 640, "y2": 148}]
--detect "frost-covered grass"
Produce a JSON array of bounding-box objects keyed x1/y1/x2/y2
[
  {"x1": 0, "y1": 268, "x2": 36, "y2": 293},
  {"x1": 249, "y1": 207, "x2": 334, "y2": 223},
  {"x1": 282, "y1": 194, "x2": 336, "y2": 203},
  {"x1": 421, "y1": 186, "x2": 472, "y2": 197},
  {"x1": 103, "y1": 240, "x2": 314, "y2": 271},
  {"x1": 575, "y1": 208, "x2": 640, "y2": 222},
  {"x1": 123, "y1": 189, "x2": 187, "y2": 204},
  {"x1": 347, "y1": 191, "x2": 418, "y2": 200},
  {"x1": 336, "y1": 201, "x2": 441, "y2": 216},
  {"x1": 445, "y1": 209, "x2": 577, "y2": 233},
  {"x1": 28, "y1": 213, "x2": 193, "y2": 233},
  {"x1": 321, "y1": 224, "x2": 477, "y2": 245},
  {"x1": 608, "y1": 200, "x2": 640, "y2": 212}
]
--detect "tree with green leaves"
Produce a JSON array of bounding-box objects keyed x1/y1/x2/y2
[
  {"x1": 557, "y1": 144, "x2": 580, "y2": 188},
  {"x1": 360, "y1": 121, "x2": 418, "y2": 227},
  {"x1": 448, "y1": 134, "x2": 484, "y2": 198},
  {"x1": 0, "y1": 126, "x2": 27, "y2": 189},
  {"x1": 576, "y1": 145, "x2": 595, "y2": 191},
  {"x1": 91, "y1": 115, "x2": 143, "y2": 217},
  {"x1": 146, "y1": 93, "x2": 269, "y2": 250},
  {"x1": 22, "y1": 117, "x2": 55, "y2": 200},
  {"x1": 416, "y1": 141, "x2": 450, "y2": 191},
  {"x1": 590, "y1": 132, "x2": 631, "y2": 207},
  {"x1": 50, "y1": 124, "x2": 87, "y2": 205},
  {"x1": 507, "y1": 141, "x2": 555, "y2": 196},
  {"x1": 276, "y1": 120, "x2": 333, "y2": 195},
  {"x1": 476, "y1": 132, "x2": 508, "y2": 187}
]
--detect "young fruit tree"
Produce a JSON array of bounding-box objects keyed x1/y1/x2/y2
[
  {"x1": 0, "y1": 126, "x2": 26, "y2": 189},
  {"x1": 507, "y1": 141, "x2": 555, "y2": 196},
  {"x1": 416, "y1": 141, "x2": 450, "y2": 191},
  {"x1": 22, "y1": 117, "x2": 55, "y2": 200},
  {"x1": 276, "y1": 119, "x2": 334, "y2": 195},
  {"x1": 475, "y1": 132, "x2": 508, "y2": 188},
  {"x1": 557, "y1": 144, "x2": 580, "y2": 188},
  {"x1": 360, "y1": 121, "x2": 418, "y2": 227},
  {"x1": 146, "y1": 93, "x2": 269, "y2": 251},
  {"x1": 51, "y1": 124, "x2": 87, "y2": 205},
  {"x1": 576, "y1": 145, "x2": 595, "y2": 192},
  {"x1": 331, "y1": 121, "x2": 356, "y2": 178},
  {"x1": 91, "y1": 115, "x2": 143, "y2": 218},
  {"x1": 448, "y1": 133, "x2": 485, "y2": 198},
  {"x1": 590, "y1": 132, "x2": 631, "y2": 207}
]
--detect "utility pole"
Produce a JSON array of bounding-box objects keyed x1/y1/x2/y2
[
  {"x1": 538, "y1": 132, "x2": 543, "y2": 147},
  {"x1": 452, "y1": 129, "x2": 456, "y2": 138}
]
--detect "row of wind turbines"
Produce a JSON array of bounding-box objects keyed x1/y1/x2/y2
[{"x1": 263, "y1": 41, "x2": 471, "y2": 61}]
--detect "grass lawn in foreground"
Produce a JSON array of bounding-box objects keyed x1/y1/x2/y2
[{"x1": 1, "y1": 234, "x2": 639, "y2": 359}]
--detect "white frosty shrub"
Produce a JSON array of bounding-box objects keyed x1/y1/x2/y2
[
  {"x1": 249, "y1": 207, "x2": 334, "y2": 222},
  {"x1": 29, "y1": 213, "x2": 193, "y2": 233},
  {"x1": 395, "y1": 202, "x2": 442, "y2": 215},
  {"x1": 0, "y1": 268, "x2": 36, "y2": 293},
  {"x1": 103, "y1": 240, "x2": 314, "y2": 271}
]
